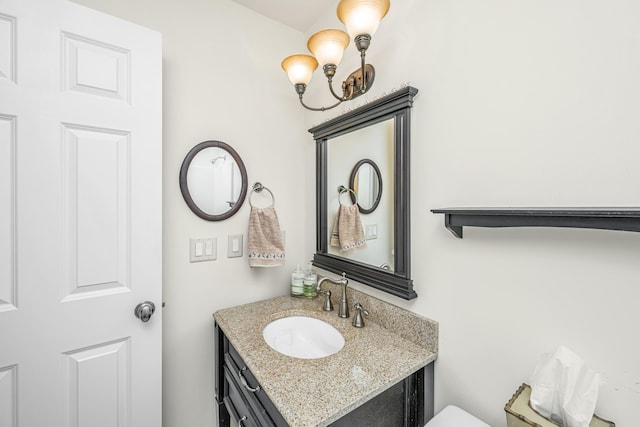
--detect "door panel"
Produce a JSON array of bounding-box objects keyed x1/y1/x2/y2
[
  {"x1": 0, "y1": 13, "x2": 16, "y2": 83},
  {"x1": 0, "y1": 1, "x2": 162, "y2": 426},
  {"x1": 0, "y1": 114, "x2": 16, "y2": 311},
  {"x1": 63, "y1": 338, "x2": 131, "y2": 427},
  {"x1": 0, "y1": 364, "x2": 17, "y2": 427},
  {"x1": 62, "y1": 32, "x2": 130, "y2": 102},
  {"x1": 61, "y1": 124, "x2": 131, "y2": 301}
]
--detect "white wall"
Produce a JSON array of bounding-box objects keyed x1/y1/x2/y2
[
  {"x1": 73, "y1": 0, "x2": 640, "y2": 426},
  {"x1": 72, "y1": 1, "x2": 310, "y2": 426},
  {"x1": 304, "y1": 1, "x2": 640, "y2": 426}
]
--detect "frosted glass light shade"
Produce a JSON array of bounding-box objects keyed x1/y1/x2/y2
[
  {"x1": 337, "y1": 0, "x2": 390, "y2": 38},
  {"x1": 307, "y1": 29, "x2": 350, "y2": 67},
  {"x1": 281, "y1": 54, "x2": 318, "y2": 85}
]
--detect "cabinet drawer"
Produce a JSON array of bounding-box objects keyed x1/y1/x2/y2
[
  {"x1": 227, "y1": 341, "x2": 248, "y2": 372},
  {"x1": 224, "y1": 352, "x2": 276, "y2": 427},
  {"x1": 224, "y1": 366, "x2": 260, "y2": 427},
  {"x1": 227, "y1": 341, "x2": 289, "y2": 426}
]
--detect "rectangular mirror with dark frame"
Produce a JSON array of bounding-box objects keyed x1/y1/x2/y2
[{"x1": 310, "y1": 86, "x2": 418, "y2": 300}]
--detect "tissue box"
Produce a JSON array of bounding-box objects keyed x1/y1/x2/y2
[{"x1": 504, "y1": 384, "x2": 615, "y2": 427}]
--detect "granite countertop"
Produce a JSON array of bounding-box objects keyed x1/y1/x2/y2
[{"x1": 213, "y1": 288, "x2": 438, "y2": 427}]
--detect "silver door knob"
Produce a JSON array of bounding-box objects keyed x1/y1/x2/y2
[{"x1": 134, "y1": 301, "x2": 156, "y2": 322}]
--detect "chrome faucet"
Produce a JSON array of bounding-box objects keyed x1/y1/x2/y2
[{"x1": 316, "y1": 273, "x2": 349, "y2": 318}]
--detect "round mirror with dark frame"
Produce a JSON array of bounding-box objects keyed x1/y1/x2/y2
[
  {"x1": 179, "y1": 140, "x2": 248, "y2": 221},
  {"x1": 349, "y1": 159, "x2": 383, "y2": 214}
]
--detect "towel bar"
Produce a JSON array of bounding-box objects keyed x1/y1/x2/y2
[
  {"x1": 338, "y1": 185, "x2": 358, "y2": 206},
  {"x1": 249, "y1": 182, "x2": 275, "y2": 207}
]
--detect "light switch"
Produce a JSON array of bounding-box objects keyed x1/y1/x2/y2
[
  {"x1": 366, "y1": 224, "x2": 378, "y2": 240},
  {"x1": 228, "y1": 234, "x2": 243, "y2": 258},
  {"x1": 190, "y1": 237, "x2": 217, "y2": 262}
]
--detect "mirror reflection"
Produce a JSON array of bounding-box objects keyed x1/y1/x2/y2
[
  {"x1": 349, "y1": 159, "x2": 383, "y2": 214},
  {"x1": 327, "y1": 118, "x2": 394, "y2": 271},
  {"x1": 188, "y1": 147, "x2": 241, "y2": 214},
  {"x1": 179, "y1": 140, "x2": 248, "y2": 221}
]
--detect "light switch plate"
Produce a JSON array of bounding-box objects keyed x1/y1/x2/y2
[
  {"x1": 365, "y1": 224, "x2": 378, "y2": 240},
  {"x1": 190, "y1": 237, "x2": 217, "y2": 262},
  {"x1": 227, "y1": 234, "x2": 243, "y2": 258}
]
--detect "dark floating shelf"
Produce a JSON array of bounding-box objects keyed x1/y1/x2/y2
[{"x1": 431, "y1": 207, "x2": 640, "y2": 238}]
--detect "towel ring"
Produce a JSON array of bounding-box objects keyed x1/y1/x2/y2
[
  {"x1": 338, "y1": 185, "x2": 358, "y2": 206},
  {"x1": 249, "y1": 182, "x2": 275, "y2": 207}
]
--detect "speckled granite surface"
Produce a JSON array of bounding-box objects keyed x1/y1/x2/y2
[{"x1": 213, "y1": 288, "x2": 438, "y2": 427}]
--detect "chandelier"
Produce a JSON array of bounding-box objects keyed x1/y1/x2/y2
[{"x1": 281, "y1": 0, "x2": 390, "y2": 111}]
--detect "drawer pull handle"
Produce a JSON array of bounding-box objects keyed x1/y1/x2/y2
[
  {"x1": 239, "y1": 367, "x2": 261, "y2": 393},
  {"x1": 238, "y1": 415, "x2": 247, "y2": 426}
]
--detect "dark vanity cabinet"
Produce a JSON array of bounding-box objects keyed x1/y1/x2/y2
[{"x1": 214, "y1": 323, "x2": 434, "y2": 427}]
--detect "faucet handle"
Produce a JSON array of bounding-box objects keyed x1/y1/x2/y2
[
  {"x1": 352, "y1": 303, "x2": 369, "y2": 328},
  {"x1": 321, "y1": 290, "x2": 333, "y2": 312}
]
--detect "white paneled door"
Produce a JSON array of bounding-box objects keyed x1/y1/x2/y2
[{"x1": 0, "y1": 0, "x2": 162, "y2": 426}]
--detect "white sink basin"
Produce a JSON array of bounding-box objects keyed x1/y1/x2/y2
[{"x1": 262, "y1": 316, "x2": 345, "y2": 359}]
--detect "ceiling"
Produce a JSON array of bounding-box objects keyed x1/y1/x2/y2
[{"x1": 231, "y1": 0, "x2": 335, "y2": 32}]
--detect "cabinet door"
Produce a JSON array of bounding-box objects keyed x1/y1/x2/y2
[{"x1": 329, "y1": 380, "x2": 405, "y2": 426}]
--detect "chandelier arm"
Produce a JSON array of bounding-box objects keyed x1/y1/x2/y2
[
  {"x1": 298, "y1": 94, "x2": 343, "y2": 112},
  {"x1": 327, "y1": 76, "x2": 348, "y2": 102},
  {"x1": 359, "y1": 51, "x2": 367, "y2": 92},
  {"x1": 353, "y1": 34, "x2": 372, "y2": 93}
]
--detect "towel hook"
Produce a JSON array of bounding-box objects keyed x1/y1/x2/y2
[
  {"x1": 249, "y1": 182, "x2": 275, "y2": 207},
  {"x1": 338, "y1": 185, "x2": 358, "y2": 206}
]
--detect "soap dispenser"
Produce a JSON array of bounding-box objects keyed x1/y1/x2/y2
[
  {"x1": 290, "y1": 264, "x2": 304, "y2": 297},
  {"x1": 303, "y1": 261, "x2": 317, "y2": 298}
]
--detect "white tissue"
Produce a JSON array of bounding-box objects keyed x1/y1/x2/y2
[{"x1": 529, "y1": 346, "x2": 601, "y2": 427}]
